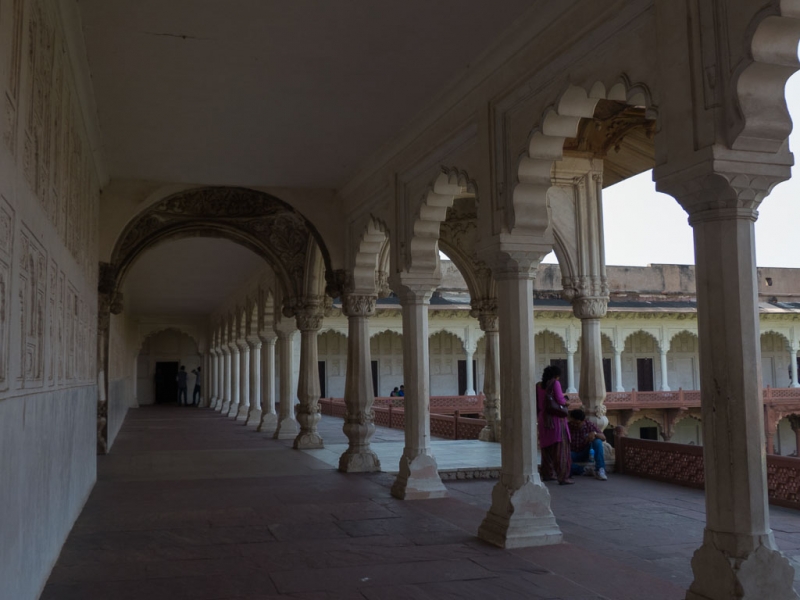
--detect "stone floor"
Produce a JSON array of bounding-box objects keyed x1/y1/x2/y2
[{"x1": 40, "y1": 406, "x2": 800, "y2": 600}]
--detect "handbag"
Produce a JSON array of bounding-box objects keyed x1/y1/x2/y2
[{"x1": 544, "y1": 382, "x2": 568, "y2": 418}]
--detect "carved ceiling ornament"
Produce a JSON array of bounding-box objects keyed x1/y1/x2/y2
[{"x1": 109, "y1": 187, "x2": 332, "y2": 299}]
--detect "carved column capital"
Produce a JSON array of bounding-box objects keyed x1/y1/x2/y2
[
  {"x1": 470, "y1": 298, "x2": 498, "y2": 332},
  {"x1": 246, "y1": 335, "x2": 262, "y2": 350},
  {"x1": 343, "y1": 294, "x2": 377, "y2": 318},
  {"x1": 572, "y1": 296, "x2": 608, "y2": 320},
  {"x1": 654, "y1": 154, "x2": 792, "y2": 220},
  {"x1": 293, "y1": 298, "x2": 325, "y2": 332}
]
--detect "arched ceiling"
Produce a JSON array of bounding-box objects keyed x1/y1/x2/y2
[
  {"x1": 77, "y1": 0, "x2": 535, "y2": 188},
  {"x1": 122, "y1": 237, "x2": 266, "y2": 316}
]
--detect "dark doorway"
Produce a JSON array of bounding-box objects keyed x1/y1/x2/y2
[
  {"x1": 603, "y1": 358, "x2": 612, "y2": 393},
  {"x1": 154, "y1": 361, "x2": 179, "y2": 404},
  {"x1": 318, "y1": 361, "x2": 326, "y2": 398},
  {"x1": 371, "y1": 360, "x2": 379, "y2": 397},
  {"x1": 549, "y1": 358, "x2": 569, "y2": 391},
  {"x1": 457, "y1": 360, "x2": 477, "y2": 395},
  {"x1": 636, "y1": 358, "x2": 654, "y2": 392},
  {"x1": 640, "y1": 426, "x2": 658, "y2": 440}
]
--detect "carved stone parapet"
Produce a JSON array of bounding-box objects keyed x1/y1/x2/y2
[
  {"x1": 572, "y1": 296, "x2": 608, "y2": 320},
  {"x1": 343, "y1": 294, "x2": 376, "y2": 318}
]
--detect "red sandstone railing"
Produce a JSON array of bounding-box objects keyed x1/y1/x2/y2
[
  {"x1": 372, "y1": 394, "x2": 485, "y2": 415},
  {"x1": 617, "y1": 437, "x2": 800, "y2": 510},
  {"x1": 318, "y1": 397, "x2": 487, "y2": 440}
]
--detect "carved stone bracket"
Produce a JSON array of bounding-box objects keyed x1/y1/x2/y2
[
  {"x1": 471, "y1": 298, "x2": 499, "y2": 332},
  {"x1": 291, "y1": 296, "x2": 325, "y2": 332}
]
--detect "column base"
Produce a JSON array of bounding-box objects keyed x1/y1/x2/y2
[
  {"x1": 226, "y1": 402, "x2": 240, "y2": 418},
  {"x1": 245, "y1": 408, "x2": 261, "y2": 427},
  {"x1": 478, "y1": 425, "x2": 497, "y2": 442},
  {"x1": 209, "y1": 397, "x2": 218, "y2": 410},
  {"x1": 219, "y1": 400, "x2": 230, "y2": 414},
  {"x1": 338, "y1": 449, "x2": 381, "y2": 473},
  {"x1": 686, "y1": 531, "x2": 798, "y2": 600},
  {"x1": 236, "y1": 404, "x2": 249, "y2": 421},
  {"x1": 273, "y1": 417, "x2": 300, "y2": 440},
  {"x1": 257, "y1": 412, "x2": 278, "y2": 433},
  {"x1": 391, "y1": 453, "x2": 447, "y2": 500},
  {"x1": 293, "y1": 431, "x2": 324, "y2": 449},
  {"x1": 477, "y1": 479, "x2": 562, "y2": 549}
]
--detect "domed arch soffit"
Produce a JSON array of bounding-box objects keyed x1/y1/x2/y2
[{"x1": 104, "y1": 187, "x2": 335, "y2": 300}]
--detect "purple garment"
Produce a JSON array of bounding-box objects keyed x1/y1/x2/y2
[{"x1": 536, "y1": 380, "x2": 570, "y2": 448}]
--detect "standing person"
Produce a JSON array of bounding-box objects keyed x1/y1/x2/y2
[
  {"x1": 191, "y1": 366, "x2": 202, "y2": 406},
  {"x1": 397, "y1": 385, "x2": 405, "y2": 397},
  {"x1": 567, "y1": 409, "x2": 608, "y2": 480},
  {"x1": 536, "y1": 365, "x2": 573, "y2": 485},
  {"x1": 176, "y1": 366, "x2": 188, "y2": 406},
  {"x1": 389, "y1": 387, "x2": 399, "y2": 397}
]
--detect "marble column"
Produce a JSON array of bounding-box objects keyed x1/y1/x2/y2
[
  {"x1": 219, "y1": 346, "x2": 232, "y2": 414},
  {"x1": 790, "y1": 415, "x2": 800, "y2": 456},
  {"x1": 339, "y1": 293, "x2": 381, "y2": 472},
  {"x1": 659, "y1": 347, "x2": 671, "y2": 392},
  {"x1": 257, "y1": 333, "x2": 279, "y2": 433},
  {"x1": 293, "y1": 300, "x2": 325, "y2": 449},
  {"x1": 477, "y1": 253, "x2": 561, "y2": 548},
  {"x1": 245, "y1": 337, "x2": 262, "y2": 426},
  {"x1": 613, "y1": 348, "x2": 624, "y2": 392},
  {"x1": 474, "y1": 300, "x2": 500, "y2": 443},
  {"x1": 227, "y1": 342, "x2": 240, "y2": 418},
  {"x1": 391, "y1": 282, "x2": 447, "y2": 499},
  {"x1": 565, "y1": 344, "x2": 578, "y2": 394},
  {"x1": 789, "y1": 342, "x2": 799, "y2": 388},
  {"x1": 659, "y1": 169, "x2": 798, "y2": 599},
  {"x1": 236, "y1": 340, "x2": 251, "y2": 421},
  {"x1": 574, "y1": 298, "x2": 609, "y2": 430},
  {"x1": 210, "y1": 348, "x2": 219, "y2": 409},
  {"x1": 273, "y1": 322, "x2": 300, "y2": 439},
  {"x1": 464, "y1": 341, "x2": 476, "y2": 396}
]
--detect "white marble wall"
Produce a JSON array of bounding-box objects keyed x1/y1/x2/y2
[{"x1": 135, "y1": 329, "x2": 203, "y2": 405}]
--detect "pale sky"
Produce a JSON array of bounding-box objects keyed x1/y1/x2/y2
[{"x1": 542, "y1": 72, "x2": 800, "y2": 268}]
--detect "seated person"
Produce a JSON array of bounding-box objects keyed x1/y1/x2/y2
[{"x1": 567, "y1": 409, "x2": 608, "y2": 481}]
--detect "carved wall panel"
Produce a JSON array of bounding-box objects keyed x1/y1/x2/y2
[
  {"x1": 18, "y1": 225, "x2": 47, "y2": 387},
  {"x1": 0, "y1": 196, "x2": 12, "y2": 390},
  {"x1": 2, "y1": 0, "x2": 24, "y2": 155}
]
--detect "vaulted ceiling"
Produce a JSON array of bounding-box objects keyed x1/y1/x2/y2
[{"x1": 78, "y1": 0, "x2": 535, "y2": 188}]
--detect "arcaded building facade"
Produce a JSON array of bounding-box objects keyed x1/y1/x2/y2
[{"x1": 2, "y1": 2, "x2": 800, "y2": 599}]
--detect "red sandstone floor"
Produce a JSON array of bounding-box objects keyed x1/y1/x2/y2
[{"x1": 40, "y1": 406, "x2": 800, "y2": 599}]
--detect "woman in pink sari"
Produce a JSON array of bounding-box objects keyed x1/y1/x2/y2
[{"x1": 536, "y1": 365, "x2": 573, "y2": 485}]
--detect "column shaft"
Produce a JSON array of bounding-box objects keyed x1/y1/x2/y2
[
  {"x1": 220, "y1": 349, "x2": 232, "y2": 413},
  {"x1": 790, "y1": 345, "x2": 799, "y2": 388},
  {"x1": 476, "y1": 303, "x2": 500, "y2": 443},
  {"x1": 478, "y1": 270, "x2": 561, "y2": 548},
  {"x1": 391, "y1": 286, "x2": 446, "y2": 499},
  {"x1": 566, "y1": 349, "x2": 577, "y2": 394},
  {"x1": 685, "y1": 208, "x2": 797, "y2": 600},
  {"x1": 236, "y1": 344, "x2": 251, "y2": 420},
  {"x1": 659, "y1": 349, "x2": 670, "y2": 392},
  {"x1": 258, "y1": 337, "x2": 278, "y2": 433},
  {"x1": 293, "y1": 302, "x2": 324, "y2": 449},
  {"x1": 464, "y1": 348, "x2": 476, "y2": 396},
  {"x1": 246, "y1": 340, "x2": 262, "y2": 426},
  {"x1": 227, "y1": 346, "x2": 240, "y2": 417},
  {"x1": 613, "y1": 350, "x2": 624, "y2": 392},
  {"x1": 339, "y1": 295, "x2": 380, "y2": 472},
  {"x1": 273, "y1": 328, "x2": 299, "y2": 439},
  {"x1": 576, "y1": 311, "x2": 608, "y2": 430}
]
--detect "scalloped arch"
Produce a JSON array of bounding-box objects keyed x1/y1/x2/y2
[
  {"x1": 622, "y1": 329, "x2": 664, "y2": 352},
  {"x1": 668, "y1": 329, "x2": 699, "y2": 349},
  {"x1": 138, "y1": 326, "x2": 201, "y2": 355},
  {"x1": 731, "y1": 4, "x2": 800, "y2": 151},
  {"x1": 514, "y1": 77, "x2": 656, "y2": 279},
  {"x1": 407, "y1": 169, "x2": 476, "y2": 276},
  {"x1": 352, "y1": 217, "x2": 390, "y2": 294},
  {"x1": 761, "y1": 329, "x2": 792, "y2": 348},
  {"x1": 534, "y1": 328, "x2": 568, "y2": 350},
  {"x1": 429, "y1": 328, "x2": 466, "y2": 349},
  {"x1": 369, "y1": 328, "x2": 403, "y2": 341}
]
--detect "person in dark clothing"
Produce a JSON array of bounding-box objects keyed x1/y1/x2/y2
[
  {"x1": 191, "y1": 366, "x2": 202, "y2": 406},
  {"x1": 176, "y1": 366, "x2": 188, "y2": 405}
]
